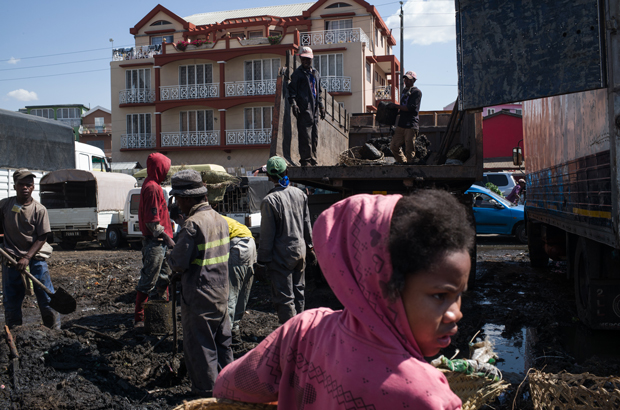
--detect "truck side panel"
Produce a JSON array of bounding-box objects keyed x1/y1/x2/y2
[
  {"x1": 456, "y1": 0, "x2": 605, "y2": 110},
  {"x1": 524, "y1": 89, "x2": 615, "y2": 246}
]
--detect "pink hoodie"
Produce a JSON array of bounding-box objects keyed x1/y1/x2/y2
[{"x1": 214, "y1": 194, "x2": 461, "y2": 409}]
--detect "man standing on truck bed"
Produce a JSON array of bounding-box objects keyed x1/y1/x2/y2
[
  {"x1": 389, "y1": 71, "x2": 422, "y2": 164},
  {"x1": 134, "y1": 153, "x2": 175, "y2": 328},
  {"x1": 255, "y1": 156, "x2": 313, "y2": 324},
  {"x1": 288, "y1": 46, "x2": 326, "y2": 167},
  {"x1": 0, "y1": 170, "x2": 60, "y2": 329},
  {"x1": 167, "y1": 170, "x2": 232, "y2": 397}
]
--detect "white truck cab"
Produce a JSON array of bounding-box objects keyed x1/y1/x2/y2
[{"x1": 74, "y1": 141, "x2": 110, "y2": 172}]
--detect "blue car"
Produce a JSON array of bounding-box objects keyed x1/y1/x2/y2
[{"x1": 465, "y1": 185, "x2": 527, "y2": 243}]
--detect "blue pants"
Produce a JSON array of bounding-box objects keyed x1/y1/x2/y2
[{"x1": 2, "y1": 260, "x2": 60, "y2": 329}]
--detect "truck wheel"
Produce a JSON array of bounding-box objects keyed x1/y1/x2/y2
[
  {"x1": 527, "y1": 220, "x2": 548, "y2": 267},
  {"x1": 105, "y1": 227, "x2": 123, "y2": 249},
  {"x1": 514, "y1": 222, "x2": 527, "y2": 244},
  {"x1": 60, "y1": 239, "x2": 77, "y2": 251},
  {"x1": 574, "y1": 237, "x2": 600, "y2": 327}
]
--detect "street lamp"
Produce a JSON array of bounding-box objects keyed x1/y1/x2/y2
[{"x1": 109, "y1": 38, "x2": 114, "y2": 49}]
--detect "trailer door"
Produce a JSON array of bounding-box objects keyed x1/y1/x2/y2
[{"x1": 456, "y1": 0, "x2": 605, "y2": 110}]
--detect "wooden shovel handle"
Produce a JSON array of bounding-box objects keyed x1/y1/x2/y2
[{"x1": 0, "y1": 247, "x2": 54, "y2": 296}]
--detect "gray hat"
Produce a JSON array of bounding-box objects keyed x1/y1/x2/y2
[
  {"x1": 169, "y1": 169, "x2": 208, "y2": 197},
  {"x1": 13, "y1": 169, "x2": 36, "y2": 183}
]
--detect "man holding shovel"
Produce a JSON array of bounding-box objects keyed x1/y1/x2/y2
[{"x1": 0, "y1": 169, "x2": 60, "y2": 329}]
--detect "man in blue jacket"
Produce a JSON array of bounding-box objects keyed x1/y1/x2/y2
[{"x1": 288, "y1": 46, "x2": 326, "y2": 166}]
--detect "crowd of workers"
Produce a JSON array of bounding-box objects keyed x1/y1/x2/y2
[{"x1": 0, "y1": 50, "x2": 477, "y2": 408}]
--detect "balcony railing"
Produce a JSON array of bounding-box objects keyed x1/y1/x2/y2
[
  {"x1": 112, "y1": 45, "x2": 162, "y2": 61},
  {"x1": 300, "y1": 28, "x2": 370, "y2": 47},
  {"x1": 226, "y1": 128, "x2": 272, "y2": 145},
  {"x1": 161, "y1": 131, "x2": 220, "y2": 147},
  {"x1": 81, "y1": 124, "x2": 112, "y2": 134},
  {"x1": 57, "y1": 118, "x2": 82, "y2": 128},
  {"x1": 321, "y1": 76, "x2": 351, "y2": 93},
  {"x1": 375, "y1": 85, "x2": 392, "y2": 100},
  {"x1": 119, "y1": 89, "x2": 155, "y2": 104},
  {"x1": 160, "y1": 84, "x2": 219, "y2": 101},
  {"x1": 225, "y1": 80, "x2": 277, "y2": 97},
  {"x1": 121, "y1": 134, "x2": 156, "y2": 149}
]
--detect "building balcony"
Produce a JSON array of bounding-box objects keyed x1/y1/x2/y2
[
  {"x1": 112, "y1": 45, "x2": 162, "y2": 61},
  {"x1": 160, "y1": 84, "x2": 220, "y2": 101},
  {"x1": 225, "y1": 80, "x2": 277, "y2": 97},
  {"x1": 119, "y1": 89, "x2": 155, "y2": 104},
  {"x1": 321, "y1": 76, "x2": 351, "y2": 93},
  {"x1": 375, "y1": 85, "x2": 392, "y2": 100},
  {"x1": 81, "y1": 124, "x2": 112, "y2": 134},
  {"x1": 121, "y1": 134, "x2": 156, "y2": 149},
  {"x1": 300, "y1": 28, "x2": 370, "y2": 47},
  {"x1": 161, "y1": 131, "x2": 220, "y2": 147},
  {"x1": 225, "y1": 128, "x2": 272, "y2": 145}
]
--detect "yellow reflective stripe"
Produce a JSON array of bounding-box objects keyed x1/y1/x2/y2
[
  {"x1": 191, "y1": 253, "x2": 230, "y2": 266},
  {"x1": 197, "y1": 237, "x2": 230, "y2": 251},
  {"x1": 572, "y1": 207, "x2": 612, "y2": 219}
]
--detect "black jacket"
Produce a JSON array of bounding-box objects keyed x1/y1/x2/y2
[
  {"x1": 288, "y1": 66, "x2": 324, "y2": 117},
  {"x1": 397, "y1": 86, "x2": 422, "y2": 129}
]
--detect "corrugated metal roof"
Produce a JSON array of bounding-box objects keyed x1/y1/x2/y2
[
  {"x1": 110, "y1": 162, "x2": 142, "y2": 171},
  {"x1": 184, "y1": 3, "x2": 314, "y2": 26}
]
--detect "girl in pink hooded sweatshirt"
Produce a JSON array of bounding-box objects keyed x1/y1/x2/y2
[{"x1": 214, "y1": 190, "x2": 474, "y2": 409}]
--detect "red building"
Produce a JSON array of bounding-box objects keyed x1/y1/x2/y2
[{"x1": 482, "y1": 110, "x2": 523, "y2": 170}]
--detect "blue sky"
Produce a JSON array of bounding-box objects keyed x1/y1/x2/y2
[{"x1": 0, "y1": 0, "x2": 457, "y2": 112}]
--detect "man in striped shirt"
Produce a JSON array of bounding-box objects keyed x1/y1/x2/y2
[{"x1": 167, "y1": 169, "x2": 232, "y2": 398}]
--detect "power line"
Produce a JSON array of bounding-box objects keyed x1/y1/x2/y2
[
  {"x1": 0, "y1": 57, "x2": 111, "y2": 72},
  {"x1": 389, "y1": 24, "x2": 456, "y2": 28},
  {"x1": 0, "y1": 45, "x2": 132, "y2": 63},
  {"x1": 0, "y1": 68, "x2": 109, "y2": 82}
]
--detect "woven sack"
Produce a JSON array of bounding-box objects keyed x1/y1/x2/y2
[
  {"x1": 338, "y1": 146, "x2": 385, "y2": 166},
  {"x1": 440, "y1": 369, "x2": 509, "y2": 410},
  {"x1": 172, "y1": 398, "x2": 277, "y2": 410},
  {"x1": 529, "y1": 370, "x2": 620, "y2": 409},
  {"x1": 200, "y1": 170, "x2": 240, "y2": 204},
  {"x1": 376, "y1": 101, "x2": 398, "y2": 126}
]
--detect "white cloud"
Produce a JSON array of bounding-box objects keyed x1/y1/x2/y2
[
  {"x1": 385, "y1": 0, "x2": 456, "y2": 46},
  {"x1": 7, "y1": 89, "x2": 39, "y2": 102},
  {"x1": 7, "y1": 57, "x2": 20, "y2": 65}
]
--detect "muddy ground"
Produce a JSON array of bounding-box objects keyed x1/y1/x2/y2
[{"x1": 0, "y1": 238, "x2": 618, "y2": 409}]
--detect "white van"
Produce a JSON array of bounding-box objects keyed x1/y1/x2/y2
[{"x1": 74, "y1": 141, "x2": 110, "y2": 172}]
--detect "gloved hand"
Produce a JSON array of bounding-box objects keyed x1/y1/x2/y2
[
  {"x1": 319, "y1": 107, "x2": 326, "y2": 120},
  {"x1": 291, "y1": 104, "x2": 300, "y2": 118},
  {"x1": 306, "y1": 247, "x2": 318, "y2": 267},
  {"x1": 253, "y1": 262, "x2": 268, "y2": 281}
]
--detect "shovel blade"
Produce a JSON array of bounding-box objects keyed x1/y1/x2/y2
[{"x1": 49, "y1": 287, "x2": 76, "y2": 314}]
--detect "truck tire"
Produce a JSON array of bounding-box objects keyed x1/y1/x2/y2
[
  {"x1": 574, "y1": 237, "x2": 601, "y2": 327},
  {"x1": 105, "y1": 227, "x2": 123, "y2": 249},
  {"x1": 514, "y1": 222, "x2": 527, "y2": 244},
  {"x1": 527, "y1": 220, "x2": 548, "y2": 267}
]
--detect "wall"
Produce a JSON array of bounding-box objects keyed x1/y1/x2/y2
[{"x1": 483, "y1": 113, "x2": 523, "y2": 158}]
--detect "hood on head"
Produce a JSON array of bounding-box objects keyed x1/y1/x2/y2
[
  {"x1": 146, "y1": 153, "x2": 171, "y2": 184},
  {"x1": 313, "y1": 194, "x2": 423, "y2": 359}
]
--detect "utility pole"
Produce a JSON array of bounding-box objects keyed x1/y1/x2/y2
[{"x1": 400, "y1": 1, "x2": 404, "y2": 100}]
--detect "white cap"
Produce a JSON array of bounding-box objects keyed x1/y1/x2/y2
[{"x1": 299, "y1": 46, "x2": 313, "y2": 59}]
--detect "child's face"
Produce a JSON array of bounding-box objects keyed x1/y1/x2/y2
[{"x1": 401, "y1": 250, "x2": 470, "y2": 357}]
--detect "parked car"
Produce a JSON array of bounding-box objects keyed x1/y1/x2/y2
[
  {"x1": 473, "y1": 172, "x2": 523, "y2": 197},
  {"x1": 466, "y1": 185, "x2": 527, "y2": 243}
]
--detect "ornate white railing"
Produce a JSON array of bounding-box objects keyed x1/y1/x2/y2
[
  {"x1": 161, "y1": 131, "x2": 220, "y2": 147},
  {"x1": 225, "y1": 80, "x2": 277, "y2": 97},
  {"x1": 112, "y1": 45, "x2": 162, "y2": 61},
  {"x1": 226, "y1": 128, "x2": 272, "y2": 145},
  {"x1": 160, "y1": 84, "x2": 219, "y2": 100},
  {"x1": 300, "y1": 28, "x2": 370, "y2": 47},
  {"x1": 321, "y1": 76, "x2": 351, "y2": 92},
  {"x1": 121, "y1": 134, "x2": 156, "y2": 149},
  {"x1": 375, "y1": 85, "x2": 392, "y2": 100},
  {"x1": 119, "y1": 89, "x2": 155, "y2": 104}
]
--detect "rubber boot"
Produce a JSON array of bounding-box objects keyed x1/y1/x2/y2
[
  {"x1": 134, "y1": 291, "x2": 149, "y2": 323},
  {"x1": 42, "y1": 312, "x2": 61, "y2": 330}
]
